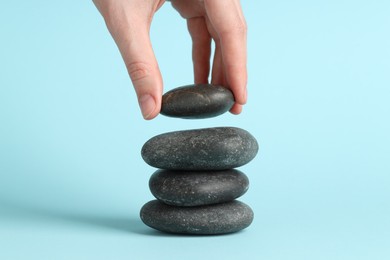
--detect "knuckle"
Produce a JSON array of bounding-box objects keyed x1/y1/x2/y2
[
  {"x1": 233, "y1": 20, "x2": 247, "y2": 34},
  {"x1": 126, "y1": 62, "x2": 152, "y2": 82},
  {"x1": 219, "y1": 20, "x2": 247, "y2": 39}
]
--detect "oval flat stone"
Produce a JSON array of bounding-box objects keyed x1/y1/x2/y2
[
  {"x1": 149, "y1": 169, "x2": 249, "y2": 206},
  {"x1": 160, "y1": 84, "x2": 234, "y2": 119},
  {"x1": 140, "y1": 200, "x2": 254, "y2": 235},
  {"x1": 141, "y1": 127, "x2": 259, "y2": 170}
]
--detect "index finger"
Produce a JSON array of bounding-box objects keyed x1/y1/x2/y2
[{"x1": 204, "y1": 0, "x2": 247, "y2": 105}]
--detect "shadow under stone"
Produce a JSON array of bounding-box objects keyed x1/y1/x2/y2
[{"x1": 0, "y1": 198, "x2": 150, "y2": 235}]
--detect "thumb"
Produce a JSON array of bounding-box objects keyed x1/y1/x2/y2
[{"x1": 112, "y1": 23, "x2": 163, "y2": 120}]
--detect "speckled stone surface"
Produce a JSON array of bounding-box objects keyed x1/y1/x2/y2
[
  {"x1": 149, "y1": 169, "x2": 249, "y2": 206},
  {"x1": 140, "y1": 200, "x2": 254, "y2": 235},
  {"x1": 141, "y1": 127, "x2": 259, "y2": 170},
  {"x1": 160, "y1": 84, "x2": 235, "y2": 119}
]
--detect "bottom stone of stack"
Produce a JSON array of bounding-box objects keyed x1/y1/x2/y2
[{"x1": 140, "y1": 200, "x2": 254, "y2": 235}]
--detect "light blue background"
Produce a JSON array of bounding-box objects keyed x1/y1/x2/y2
[{"x1": 1, "y1": 1, "x2": 389, "y2": 259}]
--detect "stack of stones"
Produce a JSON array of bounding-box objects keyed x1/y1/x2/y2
[{"x1": 140, "y1": 84, "x2": 259, "y2": 235}]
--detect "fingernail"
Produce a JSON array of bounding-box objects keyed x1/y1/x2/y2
[{"x1": 139, "y1": 94, "x2": 156, "y2": 119}]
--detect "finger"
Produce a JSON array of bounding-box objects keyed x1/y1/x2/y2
[
  {"x1": 213, "y1": 42, "x2": 242, "y2": 115},
  {"x1": 204, "y1": 0, "x2": 247, "y2": 105},
  {"x1": 210, "y1": 41, "x2": 226, "y2": 86},
  {"x1": 187, "y1": 17, "x2": 212, "y2": 84},
  {"x1": 230, "y1": 103, "x2": 243, "y2": 114},
  {"x1": 121, "y1": 31, "x2": 162, "y2": 120},
  {"x1": 100, "y1": 3, "x2": 163, "y2": 120},
  {"x1": 205, "y1": 18, "x2": 226, "y2": 86}
]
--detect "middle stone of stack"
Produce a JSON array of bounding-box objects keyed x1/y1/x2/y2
[{"x1": 149, "y1": 169, "x2": 249, "y2": 207}]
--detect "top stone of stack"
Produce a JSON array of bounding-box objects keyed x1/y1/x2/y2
[
  {"x1": 160, "y1": 84, "x2": 235, "y2": 119},
  {"x1": 141, "y1": 127, "x2": 259, "y2": 170}
]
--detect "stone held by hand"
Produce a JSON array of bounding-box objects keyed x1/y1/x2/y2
[{"x1": 160, "y1": 84, "x2": 235, "y2": 119}]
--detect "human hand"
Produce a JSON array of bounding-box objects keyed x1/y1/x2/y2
[
  {"x1": 170, "y1": 0, "x2": 247, "y2": 115},
  {"x1": 93, "y1": 0, "x2": 247, "y2": 119}
]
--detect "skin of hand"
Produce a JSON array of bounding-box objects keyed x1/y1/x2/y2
[{"x1": 93, "y1": 0, "x2": 247, "y2": 120}]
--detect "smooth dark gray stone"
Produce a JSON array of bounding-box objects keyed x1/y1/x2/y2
[
  {"x1": 149, "y1": 169, "x2": 249, "y2": 206},
  {"x1": 160, "y1": 84, "x2": 234, "y2": 119},
  {"x1": 140, "y1": 200, "x2": 254, "y2": 235},
  {"x1": 141, "y1": 127, "x2": 259, "y2": 170}
]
